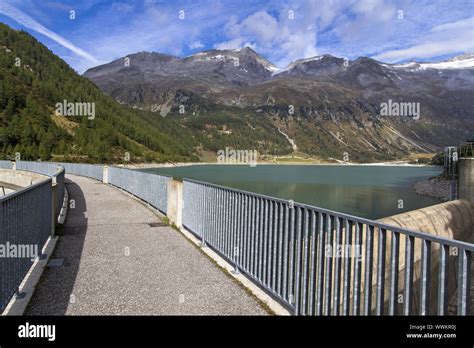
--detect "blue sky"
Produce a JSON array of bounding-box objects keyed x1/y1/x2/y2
[{"x1": 0, "y1": 0, "x2": 473, "y2": 73}]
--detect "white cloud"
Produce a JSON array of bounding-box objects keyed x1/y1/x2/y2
[
  {"x1": 111, "y1": 2, "x2": 134, "y2": 13},
  {"x1": 213, "y1": 8, "x2": 319, "y2": 67},
  {"x1": 0, "y1": 1, "x2": 99, "y2": 64},
  {"x1": 431, "y1": 16, "x2": 473, "y2": 32},
  {"x1": 3, "y1": 0, "x2": 471, "y2": 72},
  {"x1": 189, "y1": 40, "x2": 204, "y2": 50},
  {"x1": 352, "y1": 0, "x2": 394, "y2": 19},
  {"x1": 211, "y1": 0, "x2": 397, "y2": 67},
  {"x1": 215, "y1": 12, "x2": 279, "y2": 49},
  {"x1": 374, "y1": 39, "x2": 473, "y2": 62},
  {"x1": 79, "y1": 0, "x2": 236, "y2": 70},
  {"x1": 215, "y1": 38, "x2": 246, "y2": 50},
  {"x1": 333, "y1": 0, "x2": 396, "y2": 44},
  {"x1": 236, "y1": 11, "x2": 279, "y2": 42},
  {"x1": 373, "y1": 17, "x2": 474, "y2": 62}
]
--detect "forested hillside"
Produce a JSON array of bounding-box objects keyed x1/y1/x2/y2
[
  {"x1": 0, "y1": 23, "x2": 292, "y2": 163},
  {"x1": 0, "y1": 23, "x2": 199, "y2": 163}
]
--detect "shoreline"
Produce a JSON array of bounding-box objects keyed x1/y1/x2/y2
[
  {"x1": 124, "y1": 161, "x2": 439, "y2": 169},
  {"x1": 123, "y1": 160, "x2": 445, "y2": 202},
  {"x1": 414, "y1": 175, "x2": 452, "y2": 201}
]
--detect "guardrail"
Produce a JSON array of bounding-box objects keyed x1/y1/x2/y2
[
  {"x1": 0, "y1": 160, "x2": 167, "y2": 313},
  {"x1": 57, "y1": 162, "x2": 103, "y2": 181},
  {"x1": 108, "y1": 166, "x2": 170, "y2": 214},
  {"x1": 15, "y1": 161, "x2": 65, "y2": 222},
  {"x1": 2, "y1": 160, "x2": 472, "y2": 316},
  {"x1": 16, "y1": 161, "x2": 58, "y2": 177},
  {"x1": 0, "y1": 178, "x2": 53, "y2": 312},
  {"x1": 0, "y1": 160, "x2": 12, "y2": 169},
  {"x1": 183, "y1": 179, "x2": 473, "y2": 316},
  {"x1": 12, "y1": 161, "x2": 170, "y2": 215},
  {"x1": 0, "y1": 161, "x2": 69, "y2": 313},
  {"x1": 15, "y1": 160, "x2": 101, "y2": 183}
]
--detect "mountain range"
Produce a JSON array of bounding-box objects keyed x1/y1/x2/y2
[
  {"x1": 84, "y1": 48, "x2": 474, "y2": 162},
  {"x1": 1, "y1": 20, "x2": 472, "y2": 164}
]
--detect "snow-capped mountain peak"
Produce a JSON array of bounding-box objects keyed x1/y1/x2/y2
[
  {"x1": 287, "y1": 55, "x2": 325, "y2": 69},
  {"x1": 387, "y1": 54, "x2": 474, "y2": 71}
]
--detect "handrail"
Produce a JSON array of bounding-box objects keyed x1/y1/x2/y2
[
  {"x1": 182, "y1": 178, "x2": 473, "y2": 315},
  {"x1": 0, "y1": 178, "x2": 53, "y2": 312},
  {"x1": 0, "y1": 162, "x2": 66, "y2": 313},
  {"x1": 2, "y1": 161, "x2": 471, "y2": 316},
  {"x1": 107, "y1": 166, "x2": 171, "y2": 214},
  {"x1": 184, "y1": 178, "x2": 474, "y2": 251},
  {"x1": 0, "y1": 176, "x2": 52, "y2": 201}
]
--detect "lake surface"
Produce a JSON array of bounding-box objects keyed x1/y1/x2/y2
[{"x1": 140, "y1": 165, "x2": 443, "y2": 220}]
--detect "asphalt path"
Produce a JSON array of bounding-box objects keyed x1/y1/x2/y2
[{"x1": 26, "y1": 175, "x2": 267, "y2": 315}]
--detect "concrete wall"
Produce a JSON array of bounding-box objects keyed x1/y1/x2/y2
[
  {"x1": 374, "y1": 199, "x2": 474, "y2": 314},
  {"x1": 378, "y1": 199, "x2": 474, "y2": 243},
  {"x1": 0, "y1": 169, "x2": 47, "y2": 188},
  {"x1": 167, "y1": 180, "x2": 183, "y2": 228},
  {"x1": 459, "y1": 158, "x2": 474, "y2": 203}
]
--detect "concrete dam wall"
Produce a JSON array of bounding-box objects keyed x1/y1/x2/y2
[
  {"x1": 379, "y1": 199, "x2": 474, "y2": 243},
  {"x1": 375, "y1": 199, "x2": 473, "y2": 314}
]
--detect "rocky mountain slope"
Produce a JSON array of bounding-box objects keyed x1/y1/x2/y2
[
  {"x1": 84, "y1": 48, "x2": 474, "y2": 162},
  {"x1": 0, "y1": 24, "x2": 291, "y2": 163}
]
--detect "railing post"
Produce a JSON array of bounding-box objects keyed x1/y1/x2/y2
[
  {"x1": 457, "y1": 249, "x2": 471, "y2": 315},
  {"x1": 175, "y1": 181, "x2": 183, "y2": 229},
  {"x1": 103, "y1": 165, "x2": 109, "y2": 184},
  {"x1": 51, "y1": 182, "x2": 57, "y2": 236},
  {"x1": 167, "y1": 180, "x2": 183, "y2": 228},
  {"x1": 232, "y1": 192, "x2": 240, "y2": 275}
]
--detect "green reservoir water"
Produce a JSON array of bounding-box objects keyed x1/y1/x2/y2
[{"x1": 140, "y1": 165, "x2": 443, "y2": 220}]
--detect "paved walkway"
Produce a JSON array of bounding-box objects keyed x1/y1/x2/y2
[{"x1": 26, "y1": 175, "x2": 267, "y2": 315}]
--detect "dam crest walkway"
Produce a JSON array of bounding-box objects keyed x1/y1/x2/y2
[{"x1": 25, "y1": 175, "x2": 267, "y2": 315}]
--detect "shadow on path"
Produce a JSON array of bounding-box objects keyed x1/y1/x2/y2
[
  {"x1": 25, "y1": 174, "x2": 267, "y2": 315},
  {"x1": 25, "y1": 178, "x2": 88, "y2": 315}
]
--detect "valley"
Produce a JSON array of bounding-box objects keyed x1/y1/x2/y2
[
  {"x1": 1, "y1": 23, "x2": 472, "y2": 164},
  {"x1": 84, "y1": 48, "x2": 474, "y2": 163}
]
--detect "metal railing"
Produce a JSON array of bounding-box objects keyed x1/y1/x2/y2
[
  {"x1": 12, "y1": 161, "x2": 169, "y2": 215},
  {"x1": 0, "y1": 160, "x2": 12, "y2": 169},
  {"x1": 57, "y1": 162, "x2": 103, "y2": 181},
  {"x1": 0, "y1": 178, "x2": 52, "y2": 312},
  {"x1": 3, "y1": 160, "x2": 472, "y2": 315},
  {"x1": 16, "y1": 161, "x2": 59, "y2": 177},
  {"x1": 16, "y1": 161, "x2": 102, "y2": 180},
  {"x1": 183, "y1": 179, "x2": 473, "y2": 316},
  {"x1": 108, "y1": 166, "x2": 170, "y2": 214},
  {"x1": 40, "y1": 163, "x2": 169, "y2": 214},
  {"x1": 16, "y1": 161, "x2": 65, "y2": 222},
  {"x1": 0, "y1": 160, "x2": 172, "y2": 313}
]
